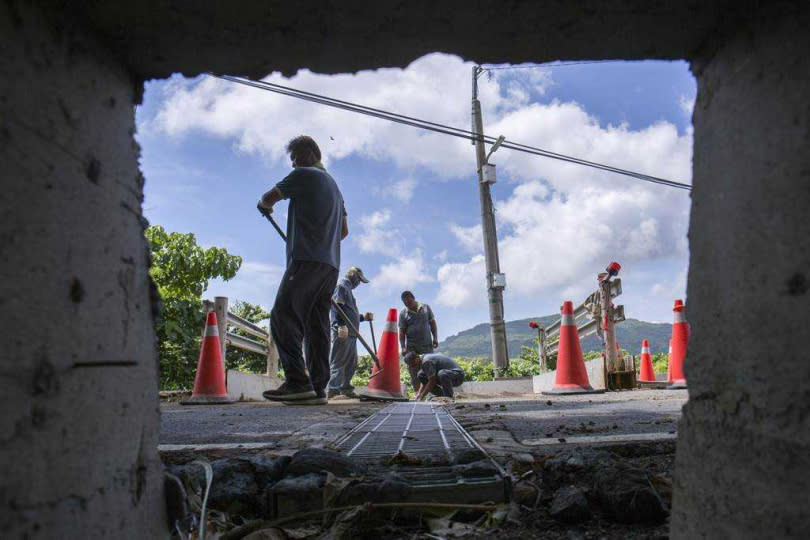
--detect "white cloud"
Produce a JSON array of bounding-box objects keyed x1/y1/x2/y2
[
  {"x1": 449, "y1": 223, "x2": 483, "y2": 253},
  {"x1": 679, "y1": 95, "x2": 695, "y2": 116},
  {"x1": 371, "y1": 249, "x2": 433, "y2": 294},
  {"x1": 391, "y1": 178, "x2": 417, "y2": 203},
  {"x1": 434, "y1": 249, "x2": 448, "y2": 262},
  {"x1": 355, "y1": 209, "x2": 402, "y2": 257},
  {"x1": 150, "y1": 54, "x2": 692, "y2": 316}
]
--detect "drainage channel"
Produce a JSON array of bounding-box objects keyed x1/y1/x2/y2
[{"x1": 334, "y1": 402, "x2": 510, "y2": 503}]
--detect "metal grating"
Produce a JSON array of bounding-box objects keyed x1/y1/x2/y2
[
  {"x1": 334, "y1": 402, "x2": 509, "y2": 503},
  {"x1": 337, "y1": 402, "x2": 474, "y2": 461}
]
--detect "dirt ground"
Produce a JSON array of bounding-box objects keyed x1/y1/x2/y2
[{"x1": 161, "y1": 391, "x2": 684, "y2": 538}]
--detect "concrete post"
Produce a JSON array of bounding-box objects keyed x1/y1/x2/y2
[
  {"x1": 214, "y1": 296, "x2": 228, "y2": 377},
  {"x1": 672, "y1": 10, "x2": 810, "y2": 538},
  {"x1": 266, "y1": 320, "x2": 280, "y2": 381},
  {"x1": 471, "y1": 67, "x2": 509, "y2": 376}
]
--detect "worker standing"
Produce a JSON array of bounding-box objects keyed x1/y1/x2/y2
[
  {"x1": 257, "y1": 136, "x2": 348, "y2": 406},
  {"x1": 327, "y1": 267, "x2": 372, "y2": 399},
  {"x1": 403, "y1": 352, "x2": 465, "y2": 401},
  {"x1": 398, "y1": 290, "x2": 439, "y2": 390}
]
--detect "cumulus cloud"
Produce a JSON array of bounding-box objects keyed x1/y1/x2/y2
[
  {"x1": 150, "y1": 53, "x2": 692, "y2": 315},
  {"x1": 679, "y1": 95, "x2": 695, "y2": 117},
  {"x1": 371, "y1": 249, "x2": 433, "y2": 294},
  {"x1": 450, "y1": 223, "x2": 483, "y2": 253},
  {"x1": 355, "y1": 209, "x2": 402, "y2": 257}
]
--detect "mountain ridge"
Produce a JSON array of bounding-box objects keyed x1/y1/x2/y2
[{"x1": 438, "y1": 315, "x2": 672, "y2": 358}]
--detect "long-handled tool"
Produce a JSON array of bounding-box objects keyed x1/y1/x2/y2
[
  {"x1": 368, "y1": 319, "x2": 378, "y2": 357},
  {"x1": 261, "y1": 209, "x2": 384, "y2": 377}
]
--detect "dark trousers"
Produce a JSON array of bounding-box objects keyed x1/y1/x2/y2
[
  {"x1": 418, "y1": 369, "x2": 464, "y2": 398},
  {"x1": 270, "y1": 261, "x2": 338, "y2": 392}
]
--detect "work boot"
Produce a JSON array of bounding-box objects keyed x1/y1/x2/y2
[
  {"x1": 283, "y1": 391, "x2": 327, "y2": 406},
  {"x1": 327, "y1": 388, "x2": 341, "y2": 399},
  {"x1": 262, "y1": 382, "x2": 316, "y2": 402},
  {"x1": 341, "y1": 388, "x2": 357, "y2": 398}
]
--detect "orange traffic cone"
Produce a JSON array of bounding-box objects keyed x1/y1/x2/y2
[
  {"x1": 181, "y1": 312, "x2": 234, "y2": 405},
  {"x1": 667, "y1": 299, "x2": 689, "y2": 389},
  {"x1": 543, "y1": 301, "x2": 604, "y2": 395},
  {"x1": 638, "y1": 339, "x2": 656, "y2": 383},
  {"x1": 358, "y1": 308, "x2": 408, "y2": 402}
]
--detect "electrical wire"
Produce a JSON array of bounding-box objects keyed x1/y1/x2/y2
[
  {"x1": 209, "y1": 73, "x2": 691, "y2": 191},
  {"x1": 482, "y1": 60, "x2": 624, "y2": 71}
]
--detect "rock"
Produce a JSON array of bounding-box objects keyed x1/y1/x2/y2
[
  {"x1": 266, "y1": 473, "x2": 325, "y2": 518},
  {"x1": 209, "y1": 458, "x2": 260, "y2": 513},
  {"x1": 285, "y1": 448, "x2": 359, "y2": 477},
  {"x1": 337, "y1": 472, "x2": 412, "y2": 506},
  {"x1": 456, "y1": 459, "x2": 499, "y2": 478},
  {"x1": 513, "y1": 482, "x2": 539, "y2": 507},
  {"x1": 594, "y1": 463, "x2": 668, "y2": 523},
  {"x1": 249, "y1": 455, "x2": 290, "y2": 487},
  {"x1": 549, "y1": 485, "x2": 592, "y2": 523}
]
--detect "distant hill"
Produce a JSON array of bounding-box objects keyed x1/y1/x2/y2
[{"x1": 438, "y1": 315, "x2": 672, "y2": 359}]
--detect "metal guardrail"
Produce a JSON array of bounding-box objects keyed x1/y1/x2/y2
[{"x1": 203, "y1": 297, "x2": 279, "y2": 377}]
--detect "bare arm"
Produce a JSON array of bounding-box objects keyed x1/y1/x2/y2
[
  {"x1": 430, "y1": 319, "x2": 439, "y2": 347},
  {"x1": 417, "y1": 376, "x2": 436, "y2": 401},
  {"x1": 341, "y1": 216, "x2": 349, "y2": 239},
  {"x1": 258, "y1": 188, "x2": 283, "y2": 210},
  {"x1": 399, "y1": 328, "x2": 407, "y2": 353}
]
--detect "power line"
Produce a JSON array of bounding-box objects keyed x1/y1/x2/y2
[
  {"x1": 209, "y1": 73, "x2": 691, "y2": 191},
  {"x1": 482, "y1": 60, "x2": 624, "y2": 71}
]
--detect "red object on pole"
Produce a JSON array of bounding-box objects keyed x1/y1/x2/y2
[
  {"x1": 638, "y1": 339, "x2": 656, "y2": 382},
  {"x1": 182, "y1": 312, "x2": 234, "y2": 405},
  {"x1": 667, "y1": 300, "x2": 690, "y2": 389},
  {"x1": 528, "y1": 321, "x2": 539, "y2": 329},
  {"x1": 358, "y1": 308, "x2": 408, "y2": 401},
  {"x1": 606, "y1": 261, "x2": 621, "y2": 276},
  {"x1": 543, "y1": 301, "x2": 604, "y2": 395}
]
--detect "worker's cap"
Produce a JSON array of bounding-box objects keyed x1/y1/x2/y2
[{"x1": 346, "y1": 266, "x2": 369, "y2": 283}]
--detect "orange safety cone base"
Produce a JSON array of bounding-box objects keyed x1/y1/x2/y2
[
  {"x1": 357, "y1": 307, "x2": 407, "y2": 401},
  {"x1": 542, "y1": 387, "x2": 605, "y2": 395},
  {"x1": 358, "y1": 389, "x2": 410, "y2": 402},
  {"x1": 181, "y1": 394, "x2": 236, "y2": 405}
]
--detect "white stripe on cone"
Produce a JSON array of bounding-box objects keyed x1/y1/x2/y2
[
  {"x1": 561, "y1": 313, "x2": 576, "y2": 326},
  {"x1": 205, "y1": 325, "x2": 219, "y2": 337}
]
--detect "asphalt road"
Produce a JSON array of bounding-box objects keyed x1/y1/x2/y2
[
  {"x1": 448, "y1": 389, "x2": 688, "y2": 446},
  {"x1": 159, "y1": 389, "x2": 687, "y2": 451}
]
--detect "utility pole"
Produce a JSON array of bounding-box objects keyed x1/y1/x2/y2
[{"x1": 471, "y1": 66, "x2": 509, "y2": 376}]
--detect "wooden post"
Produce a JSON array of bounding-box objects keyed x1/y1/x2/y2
[
  {"x1": 266, "y1": 320, "x2": 280, "y2": 382},
  {"x1": 214, "y1": 296, "x2": 228, "y2": 379},
  {"x1": 598, "y1": 276, "x2": 618, "y2": 388},
  {"x1": 538, "y1": 327, "x2": 547, "y2": 372}
]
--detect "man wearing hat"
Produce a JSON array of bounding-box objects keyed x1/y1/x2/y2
[{"x1": 327, "y1": 266, "x2": 373, "y2": 398}]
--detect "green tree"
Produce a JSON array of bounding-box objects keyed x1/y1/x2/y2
[
  {"x1": 146, "y1": 225, "x2": 242, "y2": 389},
  {"x1": 225, "y1": 300, "x2": 272, "y2": 375}
]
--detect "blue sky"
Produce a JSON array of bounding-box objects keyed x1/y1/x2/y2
[{"x1": 136, "y1": 54, "x2": 695, "y2": 350}]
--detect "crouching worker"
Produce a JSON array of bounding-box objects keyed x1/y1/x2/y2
[
  {"x1": 327, "y1": 266, "x2": 371, "y2": 399},
  {"x1": 404, "y1": 352, "x2": 465, "y2": 401}
]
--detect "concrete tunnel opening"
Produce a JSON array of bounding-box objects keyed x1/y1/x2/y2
[{"x1": 2, "y1": 2, "x2": 809, "y2": 538}]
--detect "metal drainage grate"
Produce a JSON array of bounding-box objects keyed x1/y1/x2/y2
[{"x1": 335, "y1": 402, "x2": 509, "y2": 503}]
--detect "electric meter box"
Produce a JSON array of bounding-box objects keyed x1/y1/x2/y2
[
  {"x1": 482, "y1": 163, "x2": 497, "y2": 184},
  {"x1": 490, "y1": 272, "x2": 506, "y2": 289}
]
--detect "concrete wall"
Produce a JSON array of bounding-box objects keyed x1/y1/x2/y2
[
  {"x1": 532, "y1": 359, "x2": 606, "y2": 393},
  {"x1": 672, "y1": 9, "x2": 810, "y2": 539},
  {"x1": 0, "y1": 4, "x2": 164, "y2": 537},
  {"x1": 227, "y1": 370, "x2": 282, "y2": 401},
  {"x1": 459, "y1": 378, "x2": 534, "y2": 395},
  {"x1": 3, "y1": 1, "x2": 810, "y2": 537}
]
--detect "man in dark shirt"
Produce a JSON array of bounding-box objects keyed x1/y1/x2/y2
[
  {"x1": 327, "y1": 266, "x2": 372, "y2": 398},
  {"x1": 258, "y1": 136, "x2": 348, "y2": 405},
  {"x1": 398, "y1": 291, "x2": 439, "y2": 390},
  {"x1": 403, "y1": 352, "x2": 465, "y2": 400}
]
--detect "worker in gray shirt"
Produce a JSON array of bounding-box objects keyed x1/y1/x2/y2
[
  {"x1": 257, "y1": 135, "x2": 348, "y2": 406},
  {"x1": 327, "y1": 267, "x2": 372, "y2": 399},
  {"x1": 403, "y1": 352, "x2": 465, "y2": 400},
  {"x1": 398, "y1": 290, "x2": 439, "y2": 390}
]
